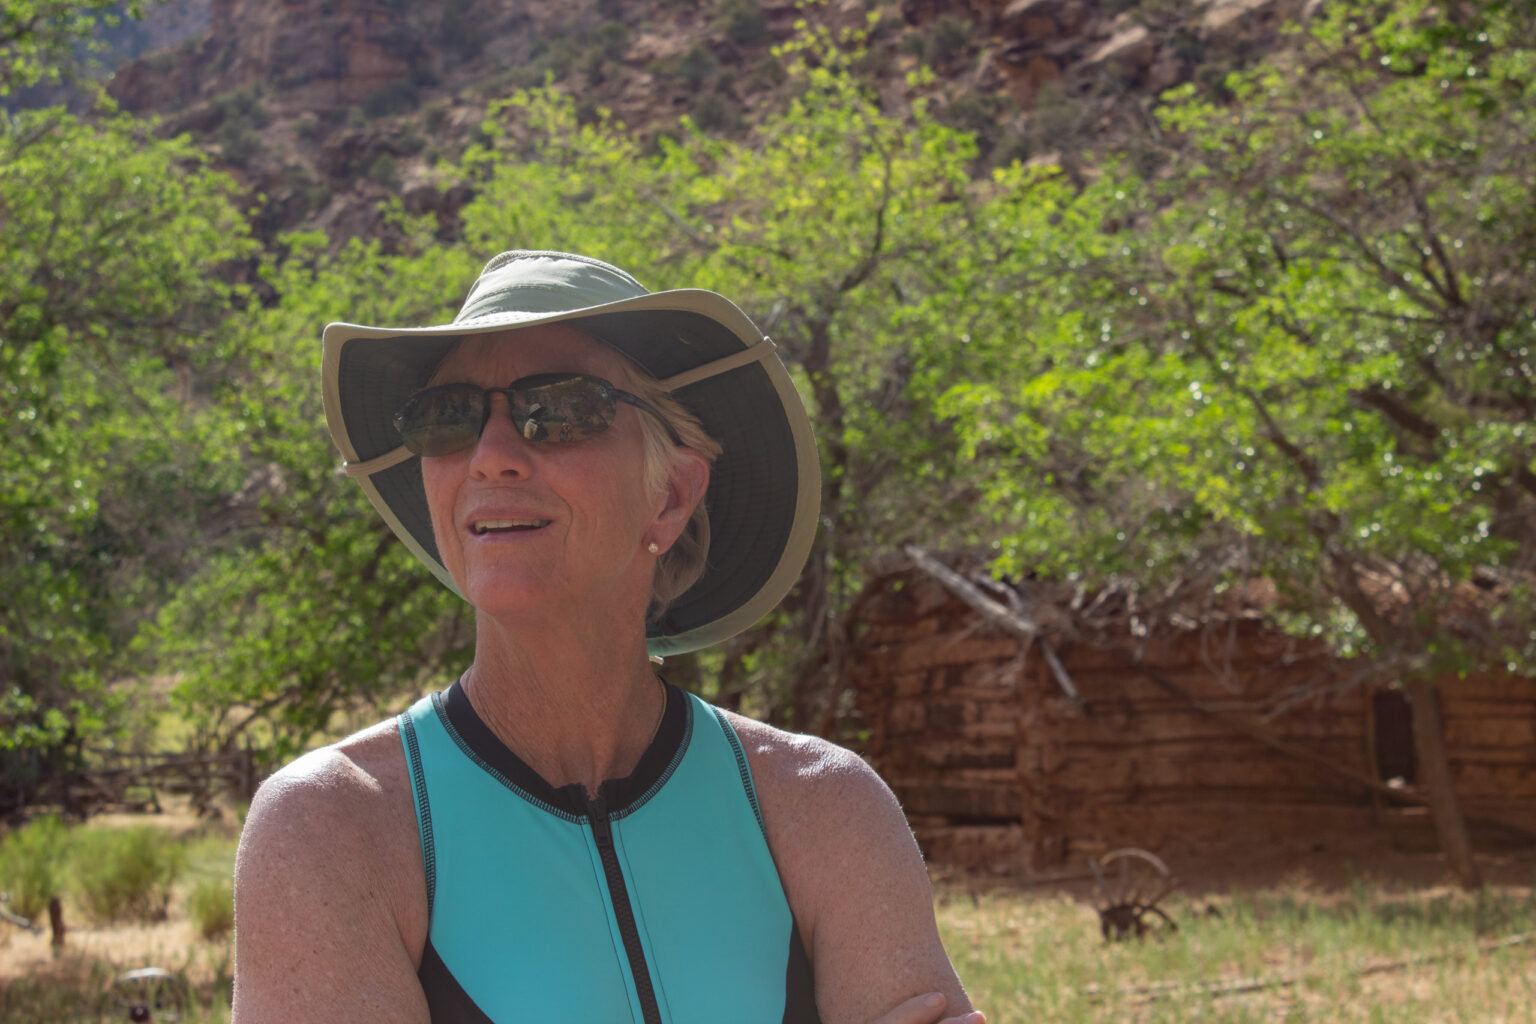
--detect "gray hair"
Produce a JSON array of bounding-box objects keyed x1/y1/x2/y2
[{"x1": 620, "y1": 369, "x2": 722, "y2": 622}]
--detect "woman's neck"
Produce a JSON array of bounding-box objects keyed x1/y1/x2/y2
[{"x1": 458, "y1": 612, "x2": 666, "y2": 797}]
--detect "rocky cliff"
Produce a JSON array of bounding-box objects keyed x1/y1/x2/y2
[{"x1": 104, "y1": 0, "x2": 1315, "y2": 243}]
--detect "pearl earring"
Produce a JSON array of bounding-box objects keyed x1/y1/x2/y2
[{"x1": 647, "y1": 541, "x2": 660, "y2": 554}]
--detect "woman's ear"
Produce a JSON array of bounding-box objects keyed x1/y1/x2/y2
[{"x1": 649, "y1": 448, "x2": 710, "y2": 552}]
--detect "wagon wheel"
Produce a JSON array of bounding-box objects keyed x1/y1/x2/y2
[
  {"x1": 103, "y1": 966, "x2": 190, "y2": 1022},
  {"x1": 1090, "y1": 847, "x2": 1178, "y2": 941}
]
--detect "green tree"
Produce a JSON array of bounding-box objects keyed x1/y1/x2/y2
[
  {"x1": 0, "y1": 0, "x2": 149, "y2": 96},
  {"x1": 946, "y1": 0, "x2": 1535, "y2": 888},
  {"x1": 0, "y1": 105, "x2": 254, "y2": 794}
]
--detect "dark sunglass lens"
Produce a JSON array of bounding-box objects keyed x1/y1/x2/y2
[
  {"x1": 396, "y1": 385, "x2": 487, "y2": 456},
  {"x1": 513, "y1": 378, "x2": 617, "y2": 443}
]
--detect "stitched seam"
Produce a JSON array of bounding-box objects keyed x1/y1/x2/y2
[
  {"x1": 711, "y1": 705, "x2": 767, "y2": 839},
  {"x1": 398, "y1": 710, "x2": 437, "y2": 920},
  {"x1": 430, "y1": 691, "x2": 583, "y2": 823},
  {"x1": 611, "y1": 699, "x2": 693, "y2": 822}
]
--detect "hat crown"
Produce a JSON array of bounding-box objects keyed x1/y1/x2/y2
[{"x1": 456, "y1": 250, "x2": 648, "y2": 323}]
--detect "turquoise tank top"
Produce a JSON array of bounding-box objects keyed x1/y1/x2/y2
[{"x1": 398, "y1": 681, "x2": 821, "y2": 1023}]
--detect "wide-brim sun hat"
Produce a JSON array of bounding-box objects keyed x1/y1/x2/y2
[{"x1": 321, "y1": 250, "x2": 821, "y2": 656}]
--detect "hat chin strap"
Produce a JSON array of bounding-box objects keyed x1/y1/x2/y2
[
  {"x1": 342, "y1": 339, "x2": 779, "y2": 479},
  {"x1": 344, "y1": 445, "x2": 414, "y2": 478},
  {"x1": 657, "y1": 338, "x2": 776, "y2": 392}
]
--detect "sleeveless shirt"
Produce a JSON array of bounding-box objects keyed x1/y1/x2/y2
[{"x1": 397, "y1": 682, "x2": 823, "y2": 1023}]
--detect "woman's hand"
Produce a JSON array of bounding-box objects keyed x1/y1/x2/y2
[{"x1": 867, "y1": 992, "x2": 985, "y2": 1024}]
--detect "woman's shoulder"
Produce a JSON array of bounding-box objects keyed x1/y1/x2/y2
[
  {"x1": 247, "y1": 718, "x2": 412, "y2": 833},
  {"x1": 237, "y1": 715, "x2": 424, "y2": 904},
  {"x1": 712, "y1": 709, "x2": 913, "y2": 884},
  {"x1": 715, "y1": 709, "x2": 887, "y2": 804},
  {"x1": 712, "y1": 708, "x2": 971, "y2": 1021},
  {"x1": 233, "y1": 717, "x2": 432, "y2": 1020}
]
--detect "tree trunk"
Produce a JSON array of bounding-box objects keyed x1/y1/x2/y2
[{"x1": 1404, "y1": 677, "x2": 1483, "y2": 890}]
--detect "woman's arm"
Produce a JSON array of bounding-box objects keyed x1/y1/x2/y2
[
  {"x1": 231, "y1": 726, "x2": 430, "y2": 1024},
  {"x1": 728, "y1": 716, "x2": 984, "y2": 1024}
]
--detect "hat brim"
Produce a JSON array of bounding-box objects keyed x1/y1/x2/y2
[{"x1": 321, "y1": 289, "x2": 821, "y2": 656}]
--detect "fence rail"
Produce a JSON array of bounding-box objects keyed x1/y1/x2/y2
[{"x1": 6, "y1": 750, "x2": 260, "y2": 820}]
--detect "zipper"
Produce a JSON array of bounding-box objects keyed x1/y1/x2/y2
[{"x1": 588, "y1": 793, "x2": 662, "y2": 1024}]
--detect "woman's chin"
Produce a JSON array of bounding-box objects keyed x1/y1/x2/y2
[{"x1": 459, "y1": 573, "x2": 555, "y2": 620}]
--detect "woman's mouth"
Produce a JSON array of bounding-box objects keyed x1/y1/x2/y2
[{"x1": 470, "y1": 518, "x2": 551, "y2": 535}]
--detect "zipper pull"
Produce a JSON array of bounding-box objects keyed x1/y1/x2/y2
[{"x1": 589, "y1": 794, "x2": 613, "y2": 849}]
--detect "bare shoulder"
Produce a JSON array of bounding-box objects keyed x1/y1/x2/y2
[
  {"x1": 233, "y1": 717, "x2": 429, "y2": 1024},
  {"x1": 717, "y1": 711, "x2": 972, "y2": 1024},
  {"x1": 715, "y1": 712, "x2": 916, "y2": 923},
  {"x1": 718, "y1": 712, "x2": 900, "y2": 850},
  {"x1": 238, "y1": 718, "x2": 418, "y2": 878}
]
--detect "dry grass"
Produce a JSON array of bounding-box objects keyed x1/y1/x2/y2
[
  {"x1": 940, "y1": 846, "x2": 1536, "y2": 1023},
  {"x1": 0, "y1": 797, "x2": 236, "y2": 1023}
]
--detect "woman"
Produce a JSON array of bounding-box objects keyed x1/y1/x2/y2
[{"x1": 232, "y1": 251, "x2": 983, "y2": 1024}]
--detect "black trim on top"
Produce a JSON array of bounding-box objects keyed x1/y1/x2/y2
[
  {"x1": 782, "y1": 926, "x2": 822, "y2": 1024},
  {"x1": 438, "y1": 679, "x2": 689, "y2": 817},
  {"x1": 418, "y1": 937, "x2": 495, "y2": 1024}
]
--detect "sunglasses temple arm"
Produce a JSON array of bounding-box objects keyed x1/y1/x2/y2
[{"x1": 619, "y1": 393, "x2": 685, "y2": 447}]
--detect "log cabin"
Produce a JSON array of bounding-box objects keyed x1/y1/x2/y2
[{"x1": 841, "y1": 552, "x2": 1536, "y2": 875}]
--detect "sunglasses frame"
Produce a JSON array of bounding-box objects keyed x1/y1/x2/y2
[{"x1": 393, "y1": 373, "x2": 683, "y2": 457}]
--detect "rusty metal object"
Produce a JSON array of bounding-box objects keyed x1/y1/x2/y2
[
  {"x1": 104, "y1": 966, "x2": 190, "y2": 1022},
  {"x1": 1090, "y1": 847, "x2": 1178, "y2": 940}
]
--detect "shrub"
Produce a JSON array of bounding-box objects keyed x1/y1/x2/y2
[
  {"x1": 188, "y1": 877, "x2": 235, "y2": 940},
  {"x1": 0, "y1": 815, "x2": 67, "y2": 921},
  {"x1": 677, "y1": 44, "x2": 719, "y2": 86},
  {"x1": 717, "y1": 0, "x2": 768, "y2": 45},
  {"x1": 689, "y1": 88, "x2": 743, "y2": 133},
  {"x1": 70, "y1": 826, "x2": 185, "y2": 924},
  {"x1": 900, "y1": 15, "x2": 973, "y2": 69},
  {"x1": 366, "y1": 154, "x2": 402, "y2": 189},
  {"x1": 362, "y1": 81, "x2": 421, "y2": 120}
]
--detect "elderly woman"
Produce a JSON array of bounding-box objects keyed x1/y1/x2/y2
[{"x1": 232, "y1": 251, "x2": 982, "y2": 1024}]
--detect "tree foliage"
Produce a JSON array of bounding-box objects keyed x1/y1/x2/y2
[
  {"x1": 948, "y1": 0, "x2": 1535, "y2": 675},
  {"x1": 0, "y1": 0, "x2": 147, "y2": 96},
  {"x1": 142, "y1": 230, "x2": 478, "y2": 759},
  {"x1": 0, "y1": 105, "x2": 253, "y2": 785}
]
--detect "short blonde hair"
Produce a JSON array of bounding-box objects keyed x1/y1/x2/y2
[{"x1": 619, "y1": 368, "x2": 723, "y2": 622}]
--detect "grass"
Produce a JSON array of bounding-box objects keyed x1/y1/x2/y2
[
  {"x1": 0, "y1": 800, "x2": 238, "y2": 1023},
  {"x1": 0, "y1": 814, "x2": 67, "y2": 920},
  {"x1": 70, "y1": 826, "x2": 187, "y2": 924},
  {"x1": 940, "y1": 874, "x2": 1536, "y2": 1022}
]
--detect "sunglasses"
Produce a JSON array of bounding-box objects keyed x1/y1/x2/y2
[{"x1": 393, "y1": 373, "x2": 682, "y2": 457}]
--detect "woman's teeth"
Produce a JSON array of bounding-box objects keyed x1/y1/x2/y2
[{"x1": 471, "y1": 519, "x2": 548, "y2": 535}]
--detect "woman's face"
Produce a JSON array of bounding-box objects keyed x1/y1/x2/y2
[{"x1": 418, "y1": 324, "x2": 701, "y2": 628}]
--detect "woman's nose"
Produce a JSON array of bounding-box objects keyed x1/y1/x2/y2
[{"x1": 468, "y1": 392, "x2": 536, "y2": 478}]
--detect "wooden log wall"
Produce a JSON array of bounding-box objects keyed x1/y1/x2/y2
[
  {"x1": 842, "y1": 565, "x2": 1536, "y2": 874},
  {"x1": 1440, "y1": 671, "x2": 1536, "y2": 838}
]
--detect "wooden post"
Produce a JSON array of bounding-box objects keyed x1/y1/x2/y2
[
  {"x1": 239, "y1": 748, "x2": 257, "y2": 803},
  {"x1": 48, "y1": 896, "x2": 65, "y2": 950}
]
